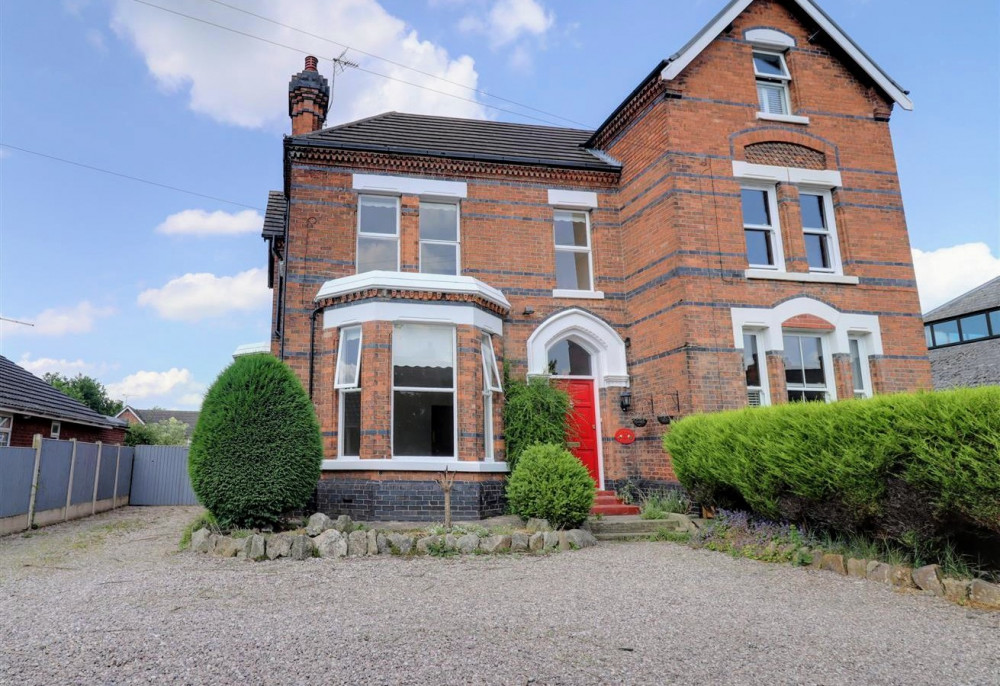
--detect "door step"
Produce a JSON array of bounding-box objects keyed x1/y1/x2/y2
[
  {"x1": 590, "y1": 490, "x2": 640, "y2": 516},
  {"x1": 588, "y1": 513, "x2": 700, "y2": 536}
]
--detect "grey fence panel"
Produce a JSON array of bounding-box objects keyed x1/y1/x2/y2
[
  {"x1": 131, "y1": 446, "x2": 199, "y2": 506},
  {"x1": 35, "y1": 439, "x2": 73, "y2": 512},
  {"x1": 0, "y1": 447, "x2": 36, "y2": 517},
  {"x1": 71, "y1": 442, "x2": 99, "y2": 506},
  {"x1": 96, "y1": 446, "x2": 118, "y2": 500},
  {"x1": 116, "y1": 447, "x2": 134, "y2": 498}
]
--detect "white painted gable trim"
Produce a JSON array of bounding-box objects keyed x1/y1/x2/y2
[
  {"x1": 660, "y1": 0, "x2": 912, "y2": 111},
  {"x1": 526, "y1": 308, "x2": 629, "y2": 388},
  {"x1": 730, "y1": 297, "x2": 883, "y2": 356},
  {"x1": 352, "y1": 173, "x2": 468, "y2": 199}
]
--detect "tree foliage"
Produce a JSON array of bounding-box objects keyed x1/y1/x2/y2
[
  {"x1": 507, "y1": 443, "x2": 595, "y2": 529},
  {"x1": 43, "y1": 373, "x2": 122, "y2": 416},
  {"x1": 502, "y1": 370, "x2": 570, "y2": 472},
  {"x1": 125, "y1": 418, "x2": 190, "y2": 446},
  {"x1": 188, "y1": 355, "x2": 322, "y2": 529}
]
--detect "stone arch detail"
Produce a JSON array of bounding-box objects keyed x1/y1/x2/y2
[
  {"x1": 745, "y1": 142, "x2": 826, "y2": 170},
  {"x1": 526, "y1": 308, "x2": 629, "y2": 388}
]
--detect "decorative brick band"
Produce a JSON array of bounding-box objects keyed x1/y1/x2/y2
[
  {"x1": 317, "y1": 288, "x2": 510, "y2": 316},
  {"x1": 745, "y1": 142, "x2": 826, "y2": 170}
]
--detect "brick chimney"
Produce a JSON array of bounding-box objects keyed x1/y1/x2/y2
[{"x1": 288, "y1": 56, "x2": 330, "y2": 135}]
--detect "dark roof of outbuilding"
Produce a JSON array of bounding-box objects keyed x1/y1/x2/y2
[
  {"x1": 287, "y1": 112, "x2": 619, "y2": 172},
  {"x1": 123, "y1": 408, "x2": 200, "y2": 437},
  {"x1": 924, "y1": 275, "x2": 1000, "y2": 321},
  {"x1": 263, "y1": 191, "x2": 286, "y2": 238},
  {"x1": 929, "y1": 338, "x2": 1000, "y2": 390},
  {"x1": 0, "y1": 355, "x2": 126, "y2": 429}
]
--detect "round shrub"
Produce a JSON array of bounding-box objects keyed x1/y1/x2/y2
[
  {"x1": 189, "y1": 355, "x2": 322, "y2": 529},
  {"x1": 506, "y1": 443, "x2": 595, "y2": 529}
]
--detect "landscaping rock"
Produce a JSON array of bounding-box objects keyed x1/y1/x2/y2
[
  {"x1": 191, "y1": 528, "x2": 213, "y2": 554},
  {"x1": 528, "y1": 532, "x2": 545, "y2": 552},
  {"x1": 969, "y1": 579, "x2": 1000, "y2": 609},
  {"x1": 820, "y1": 554, "x2": 847, "y2": 575},
  {"x1": 890, "y1": 566, "x2": 916, "y2": 589},
  {"x1": 526, "y1": 518, "x2": 551, "y2": 532},
  {"x1": 565, "y1": 529, "x2": 598, "y2": 549},
  {"x1": 348, "y1": 530, "x2": 368, "y2": 556},
  {"x1": 912, "y1": 565, "x2": 944, "y2": 596},
  {"x1": 416, "y1": 535, "x2": 442, "y2": 555},
  {"x1": 479, "y1": 535, "x2": 511, "y2": 553},
  {"x1": 457, "y1": 533, "x2": 480, "y2": 554},
  {"x1": 943, "y1": 578, "x2": 970, "y2": 603},
  {"x1": 867, "y1": 561, "x2": 892, "y2": 584},
  {"x1": 510, "y1": 532, "x2": 529, "y2": 552},
  {"x1": 366, "y1": 529, "x2": 379, "y2": 555},
  {"x1": 388, "y1": 533, "x2": 414, "y2": 555},
  {"x1": 847, "y1": 558, "x2": 868, "y2": 579},
  {"x1": 664, "y1": 513, "x2": 699, "y2": 534},
  {"x1": 267, "y1": 533, "x2": 292, "y2": 560},
  {"x1": 244, "y1": 534, "x2": 267, "y2": 561},
  {"x1": 809, "y1": 548, "x2": 824, "y2": 569},
  {"x1": 314, "y1": 530, "x2": 347, "y2": 558},
  {"x1": 288, "y1": 534, "x2": 314, "y2": 561},
  {"x1": 444, "y1": 534, "x2": 459, "y2": 552},
  {"x1": 334, "y1": 515, "x2": 353, "y2": 532},
  {"x1": 376, "y1": 533, "x2": 389, "y2": 555},
  {"x1": 305, "y1": 513, "x2": 333, "y2": 537},
  {"x1": 213, "y1": 536, "x2": 240, "y2": 558},
  {"x1": 543, "y1": 532, "x2": 560, "y2": 550}
]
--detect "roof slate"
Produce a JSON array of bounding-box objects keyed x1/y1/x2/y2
[
  {"x1": 288, "y1": 112, "x2": 618, "y2": 172},
  {"x1": 263, "y1": 191, "x2": 286, "y2": 238},
  {"x1": 129, "y1": 408, "x2": 200, "y2": 437},
  {"x1": 929, "y1": 338, "x2": 1000, "y2": 390},
  {"x1": 0, "y1": 355, "x2": 125, "y2": 428},
  {"x1": 924, "y1": 275, "x2": 1000, "y2": 321}
]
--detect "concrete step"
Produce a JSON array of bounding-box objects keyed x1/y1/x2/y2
[
  {"x1": 594, "y1": 532, "x2": 661, "y2": 542},
  {"x1": 589, "y1": 514, "x2": 694, "y2": 534}
]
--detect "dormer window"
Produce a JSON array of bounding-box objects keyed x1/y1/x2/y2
[{"x1": 753, "y1": 51, "x2": 791, "y2": 115}]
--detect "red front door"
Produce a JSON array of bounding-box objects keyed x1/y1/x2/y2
[{"x1": 557, "y1": 379, "x2": 600, "y2": 487}]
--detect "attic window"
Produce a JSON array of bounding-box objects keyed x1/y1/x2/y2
[{"x1": 753, "y1": 51, "x2": 791, "y2": 115}]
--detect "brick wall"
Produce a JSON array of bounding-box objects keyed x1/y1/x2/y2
[{"x1": 8, "y1": 415, "x2": 125, "y2": 448}]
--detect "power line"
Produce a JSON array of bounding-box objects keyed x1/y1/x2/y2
[
  {"x1": 199, "y1": 0, "x2": 592, "y2": 129},
  {"x1": 128, "y1": 0, "x2": 580, "y2": 128},
  {"x1": 0, "y1": 143, "x2": 263, "y2": 210}
]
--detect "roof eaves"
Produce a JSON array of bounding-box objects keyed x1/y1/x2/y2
[
  {"x1": 924, "y1": 275, "x2": 1000, "y2": 321},
  {"x1": 585, "y1": 60, "x2": 668, "y2": 148}
]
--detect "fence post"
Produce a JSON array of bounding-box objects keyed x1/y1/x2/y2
[
  {"x1": 26, "y1": 434, "x2": 43, "y2": 529},
  {"x1": 92, "y1": 441, "x2": 103, "y2": 515},
  {"x1": 64, "y1": 438, "x2": 78, "y2": 521},
  {"x1": 111, "y1": 445, "x2": 122, "y2": 510}
]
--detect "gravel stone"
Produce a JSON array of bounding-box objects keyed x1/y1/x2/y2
[{"x1": 1, "y1": 507, "x2": 998, "y2": 685}]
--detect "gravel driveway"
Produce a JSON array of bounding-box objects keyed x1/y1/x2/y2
[{"x1": 1, "y1": 506, "x2": 997, "y2": 685}]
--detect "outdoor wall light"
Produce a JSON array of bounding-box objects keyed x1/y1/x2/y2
[
  {"x1": 619, "y1": 389, "x2": 632, "y2": 413},
  {"x1": 522, "y1": 306, "x2": 535, "y2": 316}
]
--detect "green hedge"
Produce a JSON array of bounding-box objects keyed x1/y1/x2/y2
[
  {"x1": 502, "y1": 374, "x2": 570, "y2": 472},
  {"x1": 663, "y1": 387, "x2": 1000, "y2": 544},
  {"x1": 189, "y1": 355, "x2": 322, "y2": 529},
  {"x1": 507, "y1": 443, "x2": 595, "y2": 529}
]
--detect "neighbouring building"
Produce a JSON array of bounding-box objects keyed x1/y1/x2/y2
[
  {"x1": 260, "y1": 0, "x2": 931, "y2": 520},
  {"x1": 0, "y1": 355, "x2": 127, "y2": 447},
  {"x1": 923, "y1": 275, "x2": 1000, "y2": 389},
  {"x1": 115, "y1": 406, "x2": 201, "y2": 440}
]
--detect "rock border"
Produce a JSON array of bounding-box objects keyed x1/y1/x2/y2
[{"x1": 189, "y1": 513, "x2": 597, "y2": 562}]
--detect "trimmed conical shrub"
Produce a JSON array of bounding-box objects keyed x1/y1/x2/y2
[{"x1": 189, "y1": 355, "x2": 322, "y2": 529}]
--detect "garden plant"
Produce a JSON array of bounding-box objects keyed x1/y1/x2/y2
[{"x1": 506, "y1": 443, "x2": 595, "y2": 529}]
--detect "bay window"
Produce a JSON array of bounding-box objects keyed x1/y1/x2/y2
[
  {"x1": 357, "y1": 195, "x2": 399, "y2": 273},
  {"x1": 335, "y1": 326, "x2": 362, "y2": 457},
  {"x1": 783, "y1": 334, "x2": 830, "y2": 402},
  {"x1": 392, "y1": 324, "x2": 456, "y2": 458}
]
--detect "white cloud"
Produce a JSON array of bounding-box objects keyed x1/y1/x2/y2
[
  {"x1": 156, "y1": 208, "x2": 263, "y2": 236},
  {"x1": 0, "y1": 301, "x2": 115, "y2": 338},
  {"x1": 108, "y1": 368, "x2": 205, "y2": 409},
  {"x1": 912, "y1": 242, "x2": 1000, "y2": 312},
  {"x1": 459, "y1": 0, "x2": 554, "y2": 69},
  {"x1": 137, "y1": 268, "x2": 270, "y2": 322},
  {"x1": 0, "y1": 148, "x2": 10, "y2": 160},
  {"x1": 111, "y1": 0, "x2": 488, "y2": 129},
  {"x1": 17, "y1": 354, "x2": 113, "y2": 377}
]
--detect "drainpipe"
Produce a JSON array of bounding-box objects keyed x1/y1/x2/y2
[{"x1": 307, "y1": 304, "x2": 324, "y2": 400}]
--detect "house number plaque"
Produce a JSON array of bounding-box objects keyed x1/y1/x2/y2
[{"x1": 613, "y1": 428, "x2": 636, "y2": 445}]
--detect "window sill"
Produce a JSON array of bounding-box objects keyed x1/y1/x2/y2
[
  {"x1": 756, "y1": 112, "x2": 810, "y2": 125},
  {"x1": 745, "y1": 269, "x2": 859, "y2": 285},
  {"x1": 321, "y1": 459, "x2": 509, "y2": 473},
  {"x1": 552, "y1": 289, "x2": 605, "y2": 300}
]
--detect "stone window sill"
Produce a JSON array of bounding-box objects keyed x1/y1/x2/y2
[
  {"x1": 756, "y1": 112, "x2": 810, "y2": 125},
  {"x1": 552, "y1": 289, "x2": 605, "y2": 300},
  {"x1": 321, "y1": 459, "x2": 509, "y2": 473},
  {"x1": 745, "y1": 269, "x2": 859, "y2": 285}
]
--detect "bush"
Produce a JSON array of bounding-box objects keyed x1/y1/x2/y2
[
  {"x1": 188, "y1": 355, "x2": 322, "y2": 529},
  {"x1": 506, "y1": 443, "x2": 595, "y2": 529},
  {"x1": 640, "y1": 490, "x2": 691, "y2": 520},
  {"x1": 663, "y1": 387, "x2": 1000, "y2": 551},
  {"x1": 503, "y1": 373, "x2": 570, "y2": 472}
]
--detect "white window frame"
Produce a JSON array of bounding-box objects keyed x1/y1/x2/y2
[
  {"x1": 742, "y1": 330, "x2": 770, "y2": 407},
  {"x1": 50, "y1": 421, "x2": 61, "y2": 440},
  {"x1": 741, "y1": 184, "x2": 785, "y2": 271},
  {"x1": 481, "y1": 333, "x2": 502, "y2": 461},
  {"x1": 418, "y1": 201, "x2": 461, "y2": 276},
  {"x1": 356, "y1": 194, "x2": 400, "y2": 274},
  {"x1": 553, "y1": 209, "x2": 596, "y2": 294},
  {"x1": 783, "y1": 331, "x2": 836, "y2": 403},
  {"x1": 391, "y1": 323, "x2": 458, "y2": 461},
  {"x1": 753, "y1": 50, "x2": 791, "y2": 116},
  {"x1": 335, "y1": 325, "x2": 363, "y2": 459},
  {"x1": 799, "y1": 187, "x2": 843, "y2": 275},
  {"x1": 848, "y1": 334, "x2": 873, "y2": 399},
  {"x1": 0, "y1": 413, "x2": 12, "y2": 446}
]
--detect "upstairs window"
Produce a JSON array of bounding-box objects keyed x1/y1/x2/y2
[
  {"x1": 0, "y1": 413, "x2": 13, "y2": 446},
  {"x1": 419, "y1": 202, "x2": 460, "y2": 275},
  {"x1": 800, "y1": 191, "x2": 840, "y2": 273},
  {"x1": 753, "y1": 51, "x2": 791, "y2": 115},
  {"x1": 357, "y1": 195, "x2": 399, "y2": 273},
  {"x1": 553, "y1": 210, "x2": 594, "y2": 292},
  {"x1": 741, "y1": 187, "x2": 782, "y2": 269},
  {"x1": 783, "y1": 334, "x2": 829, "y2": 402}
]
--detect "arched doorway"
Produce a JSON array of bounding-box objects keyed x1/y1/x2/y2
[{"x1": 547, "y1": 336, "x2": 601, "y2": 488}]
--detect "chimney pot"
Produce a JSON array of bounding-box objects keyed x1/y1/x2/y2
[{"x1": 304, "y1": 55, "x2": 319, "y2": 72}]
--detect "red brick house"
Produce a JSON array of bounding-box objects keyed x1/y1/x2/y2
[
  {"x1": 0, "y1": 356, "x2": 127, "y2": 447},
  {"x1": 262, "y1": 0, "x2": 931, "y2": 520}
]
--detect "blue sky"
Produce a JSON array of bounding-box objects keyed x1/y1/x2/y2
[{"x1": 1, "y1": 0, "x2": 997, "y2": 410}]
